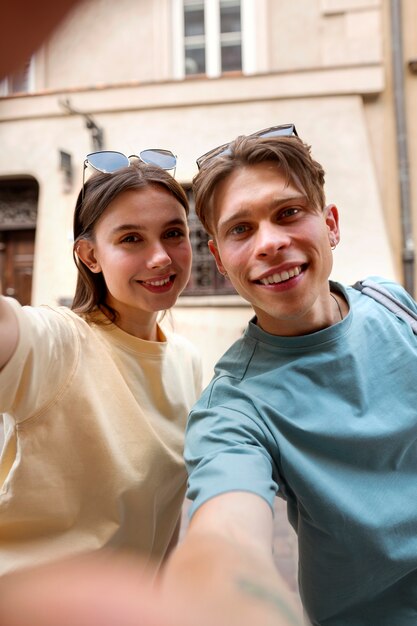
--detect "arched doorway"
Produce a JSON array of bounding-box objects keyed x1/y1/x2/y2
[{"x1": 0, "y1": 177, "x2": 38, "y2": 305}]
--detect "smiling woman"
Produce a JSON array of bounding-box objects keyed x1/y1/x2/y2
[
  {"x1": 75, "y1": 185, "x2": 192, "y2": 339},
  {"x1": 0, "y1": 161, "x2": 202, "y2": 576}
]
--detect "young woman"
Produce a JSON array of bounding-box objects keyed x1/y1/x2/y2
[{"x1": 0, "y1": 157, "x2": 202, "y2": 575}]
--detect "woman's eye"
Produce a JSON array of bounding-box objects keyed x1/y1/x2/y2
[
  {"x1": 121, "y1": 234, "x2": 140, "y2": 243},
  {"x1": 165, "y1": 229, "x2": 185, "y2": 238}
]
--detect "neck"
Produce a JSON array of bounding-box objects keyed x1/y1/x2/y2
[
  {"x1": 103, "y1": 302, "x2": 160, "y2": 340},
  {"x1": 118, "y1": 316, "x2": 160, "y2": 340}
]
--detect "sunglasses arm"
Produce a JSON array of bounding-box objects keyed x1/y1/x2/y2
[{"x1": 81, "y1": 160, "x2": 88, "y2": 202}]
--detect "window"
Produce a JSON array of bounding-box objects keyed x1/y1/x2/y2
[
  {"x1": 173, "y1": 0, "x2": 257, "y2": 79},
  {"x1": 219, "y1": 0, "x2": 242, "y2": 73},
  {"x1": 182, "y1": 188, "x2": 236, "y2": 296},
  {"x1": 184, "y1": 1, "x2": 206, "y2": 75},
  {"x1": 0, "y1": 57, "x2": 34, "y2": 96}
]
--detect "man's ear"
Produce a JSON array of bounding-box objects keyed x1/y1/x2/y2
[
  {"x1": 75, "y1": 239, "x2": 102, "y2": 273},
  {"x1": 324, "y1": 204, "x2": 340, "y2": 248},
  {"x1": 208, "y1": 239, "x2": 227, "y2": 276}
]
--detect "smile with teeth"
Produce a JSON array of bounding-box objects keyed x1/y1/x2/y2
[
  {"x1": 140, "y1": 276, "x2": 172, "y2": 286},
  {"x1": 258, "y1": 265, "x2": 302, "y2": 285}
]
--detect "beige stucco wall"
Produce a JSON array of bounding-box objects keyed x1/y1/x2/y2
[
  {"x1": 267, "y1": 0, "x2": 382, "y2": 70},
  {"x1": 36, "y1": 0, "x2": 173, "y2": 89},
  {"x1": 166, "y1": 302, "x2": 252, "y2": 386}
]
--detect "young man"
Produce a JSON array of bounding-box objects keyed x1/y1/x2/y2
[{"x1": 164, "y1": 125, "x2": 417, "y2": 626}]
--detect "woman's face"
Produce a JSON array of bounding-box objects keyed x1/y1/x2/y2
[{"x1": 84, "y1": 185, "x2": 192, "y2": 330}]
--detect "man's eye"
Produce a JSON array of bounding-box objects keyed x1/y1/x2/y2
[
  {"x1": 280, "y1": 208, "x2": 300, "y2": 219},
  {"x1": 230, "y1": 224, "x2": 249, "y2": 236}
]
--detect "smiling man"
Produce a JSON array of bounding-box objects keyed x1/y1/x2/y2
[
  {"x1": 208, "y1": 160, "x2": 340, "y2": 336},
  {"x1": 161, "y1": 126, "x2": 417, "y2": 626}
]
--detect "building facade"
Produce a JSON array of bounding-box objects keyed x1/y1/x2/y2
[{"x1": 0, "y1": 0, "x2": 416, "y2": 383}]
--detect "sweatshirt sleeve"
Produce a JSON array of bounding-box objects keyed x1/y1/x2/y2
[{"x1": 0, "y1": 298, "x2": 79, "y2": 423}]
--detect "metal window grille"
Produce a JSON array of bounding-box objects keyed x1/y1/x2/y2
[{"x1": 182, "y1": 187, "x2": 236, "y2": 296}]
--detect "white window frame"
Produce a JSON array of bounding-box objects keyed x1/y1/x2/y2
[
  {"x1": 172, "y1": 0, "x2": 258, "y2": 79},
  {"x1": 0, "y1": 56, "x2": 35, "y2": 97}
]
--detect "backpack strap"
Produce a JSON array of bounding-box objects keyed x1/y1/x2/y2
[{"x1": 352, "y1": 279, "x2": 417, "y2": 335}]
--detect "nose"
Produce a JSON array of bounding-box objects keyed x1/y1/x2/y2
[
  {"x1": 146, "y1": 242, "x2": 172, "y2": 269},
  {"x1": 254, "y1": 222, "x2": 291, "y2": 258}
]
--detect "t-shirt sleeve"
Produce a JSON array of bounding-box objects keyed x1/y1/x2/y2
[
  {"x1": 0, "y1": 298, "x2": 79, "y2": 423},
  {"x1": 185, "y1": 388, "x2": 278, "y2": 517}
]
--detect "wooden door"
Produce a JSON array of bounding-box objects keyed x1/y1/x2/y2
[{"x1": 0, "y1": 229, "x2": 35, "y2": 305}]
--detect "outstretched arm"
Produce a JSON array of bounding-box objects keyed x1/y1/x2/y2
[
  {"x1": 0, "y1": 297, "x2": 19, "y2": 371},
  {"x1": 0, "y1": 493, "x2": 303, "y2": 626},
  {"x1": 0, "y1": 554, "x2": 183, "y2": 626},
  {"x1": 160, "y1": 491, "x2": 303, "y2": 626}
]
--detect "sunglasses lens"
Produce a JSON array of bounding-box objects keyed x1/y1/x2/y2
[
  {"x1": 87, "y1": 151, "x2": 129, "y2": 173},
  {"x1": 260, "y1": 124, "x2": 297, "y2": 138},
  {"x1": 140, "y1": 149, "x2": 177, "y2": 170}
]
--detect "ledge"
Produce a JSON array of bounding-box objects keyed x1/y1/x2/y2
[{"x1": 0, "y1": 63, "x2": 384, "y2": 123}]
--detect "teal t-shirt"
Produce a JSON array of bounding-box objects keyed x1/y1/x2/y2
[{"x1": 185, "y1": 278, "x2": 417, "y2": 625}]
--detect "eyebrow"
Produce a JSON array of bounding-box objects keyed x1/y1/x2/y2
[
  {"x1": 110, "y1": 218, "x2": 187, "y2": 236},
  {"x1": 217, "y1": 194, "x2": 307, "y2": 232}
]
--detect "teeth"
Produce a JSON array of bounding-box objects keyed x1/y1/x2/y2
[
  {"x1": 144, "y1": 277, "x2": 171, "y2": 286},
  {"x1": 259, "y1": 266, "x2": 301, "y2": 285}
]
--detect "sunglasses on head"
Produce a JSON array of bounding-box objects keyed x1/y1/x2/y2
[
  {"x1": 82, "y1": 149, "x2": 177, "y2": 200},
  {"x1": 196, "y1": 123, "x2": 298, "y2": 170}
]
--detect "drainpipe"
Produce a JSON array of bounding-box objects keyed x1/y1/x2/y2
[{"x1": 390, "y1": 0, "x2": 415, "y2": 296}]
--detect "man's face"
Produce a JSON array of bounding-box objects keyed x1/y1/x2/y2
[{"x1": 208, "y1": 162, "x2": 340, "y2": 336}]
